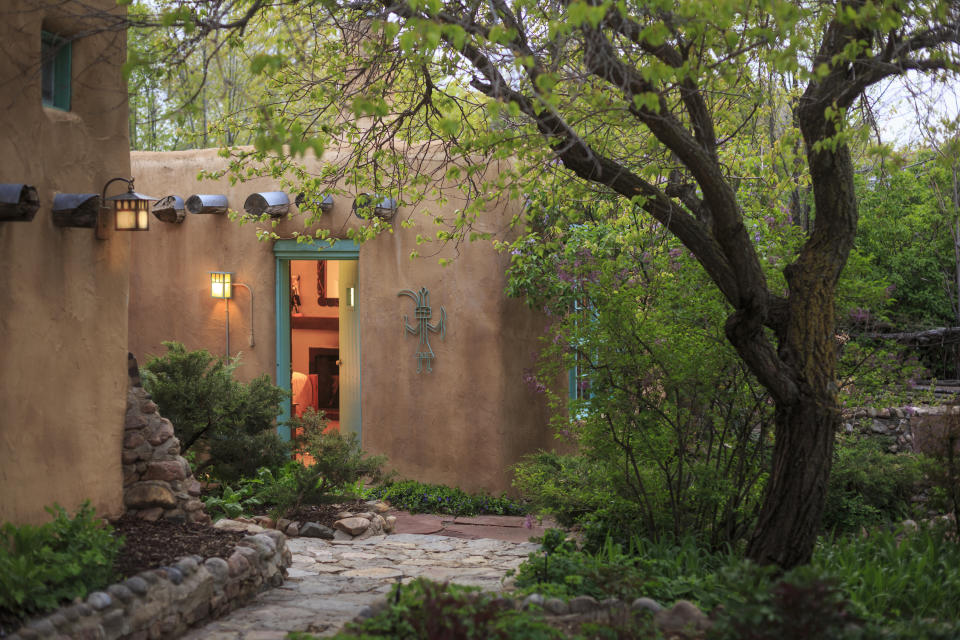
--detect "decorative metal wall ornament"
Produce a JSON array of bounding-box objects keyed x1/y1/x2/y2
[{"x1": 398, "y1": 287, "x2": 447, "y2": 373}]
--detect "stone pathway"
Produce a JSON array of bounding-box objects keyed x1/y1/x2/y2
[{"x1": 179, "y1": 533, "x2": 541, "y2": 639}]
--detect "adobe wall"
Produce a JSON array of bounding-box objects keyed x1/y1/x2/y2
[
  {"x1": 129, "y1": 149, "x2": 553, "y2": 494},
  {"x1": 0, "y1": 1, "x2": 131, "y2": 524}
]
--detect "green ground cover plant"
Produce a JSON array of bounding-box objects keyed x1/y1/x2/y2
[
  {"x1": 512, "y1": 529, "x2": 735, "y2": 608},
  {"x1": 0, "y1": 503, "x2": 122, "y2": 627},
  {"x1": 812, "y1": 524, "x2": 960, "y2": 624},
  {"x1": 204, "y1": 409, "x2": 387, "y2": 520},
  {"x1": 202, "y1": 483, "x2": 264, "y2": 522},
  {"x1": 367, "y1": 480, "x2": 526, "y2": 517},
  {"x1": 510, "y1": 525, "x2": 960, "y2": 638},
  {"x1": 822, "y1": 435, "x2": 927, "y2": 534},
  {"x1": 141, "y1": 342, "x2": 288, "y2": 484},
  {"x1": 296, "y1": 578, "x2": 562, "y2": 640}
]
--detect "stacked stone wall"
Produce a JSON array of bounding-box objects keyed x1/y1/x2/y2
[
  {"x1": 9, "y1": 530, "x2": 290, "y2": 640},
  {"x1": 121, "y1": 354, "x2": 209, "y2": 525},
  {"x1": 844, "y1": 405, "x2": 960, "y2": 455}
]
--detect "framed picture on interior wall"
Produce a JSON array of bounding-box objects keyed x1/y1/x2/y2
[{"x1": 317, "y1": 261, "x2": 339, "y2": 307}]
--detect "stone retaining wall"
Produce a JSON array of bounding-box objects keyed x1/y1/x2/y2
[
  {"x1": 8, "y1": 530, "x2": 291, "y2": 640},
  {"x1": 122, "y1": 354, "x2": 210, "y2": 526},
  {"x1": 844, "y1": 405, "x2": 960, "y2": 455}
]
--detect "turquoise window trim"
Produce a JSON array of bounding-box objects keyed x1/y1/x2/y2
[
  {"x1": 568, "y1": 366, "x2": 578, "y2": 401},
  {"x1": 273, "y1": 239, "x2": 360, "y2": 441},
  {"x1": 41, "y1": 31, "x2": 71, "y2": 111},
  {"x1": 567, "y1": 299, "x2": 594, "y2": 406}
]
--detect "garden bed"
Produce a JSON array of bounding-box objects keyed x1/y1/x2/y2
[
  {"x1": 111, "y1": 515, "x2": 245, "y2": 579},
  {"x1": 5, "y1": 526, "x2": 290, "y2": 640}
]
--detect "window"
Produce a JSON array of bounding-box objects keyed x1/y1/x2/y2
[
  {"x1": 568, "y1": 352, "x2": 590, "y2": 401},
  {"x1": 567, "y1": 299, "x2": 593, "y2": 403},
  {"x1": 41, "y1": 31, "x2": 71, "y2": 110}
]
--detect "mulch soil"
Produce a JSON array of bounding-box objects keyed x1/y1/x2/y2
[
  {"x1": 110, "y1": 500, "x2": 371, "y2": 579},
  {"x1": 111, "y1": 515, "x2": 245, "y2": 579},
  {"x1": 282, "y1": 500, "x2": 370, "y2": 528}
]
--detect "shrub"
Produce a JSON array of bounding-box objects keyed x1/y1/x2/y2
[
  {"x1": 511, "y1": 451, "x2": 612, "y2": 527},
  {"x1": 709, "y1": 564, "x2": 861, "y2": 640},
  {"x1": 821, "y1": 435, "x2": 926, "y2": 534},
  {"x1": 0, "y1": 503, "x2": 122, "y2": 626},
  {"x1": 237, "y1": 409, "x2": 386, "y2": 518},
  {"x1": 141, "y1": 341, "x2": 289, "y2": 484},
  {"x1": 507, "y1": 220, "x2": 772, "y2": 549},
  {"x1": 328, "y1": 578, "x2": 563, "y2": 639},
  {"x1": 367, "y1": 479, "x2": 526, "y2": 516}
]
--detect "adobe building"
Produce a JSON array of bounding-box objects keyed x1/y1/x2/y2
[
  {"x1": 0, "y1": 0, "x2": 132, "y2": 524},
  {"x1": 128, "y1": 149, "x2": 554, "y2": 494},
  {"x1": 0, "y1": 0, "x2": 553, "y2": 527}
]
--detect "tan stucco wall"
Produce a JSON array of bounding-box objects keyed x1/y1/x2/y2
[
  {"x1": 0, "y1": 1, "x2": 131, "y2": 525},
  {"x1": 129, "y1": 148, "x2": 553, "y2": 494}
]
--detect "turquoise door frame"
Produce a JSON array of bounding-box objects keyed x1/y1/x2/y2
[{"x1": 274, "y1": 239, "x2": 361, "y2": 441}]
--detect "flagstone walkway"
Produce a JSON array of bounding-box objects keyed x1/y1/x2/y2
[{"x1": 179, "y1": 532, "x2": 542, "y2": 639}]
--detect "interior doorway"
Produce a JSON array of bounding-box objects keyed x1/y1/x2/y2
[
  {"x1": 274, "y1": 240, "x2": 360, "y2": 442},
  {"x1": 290, "y1": 259, "x2": 342, "y2": 431}
]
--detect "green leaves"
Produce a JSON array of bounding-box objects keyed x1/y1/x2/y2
[
  {"x1": 0, "y1": 503, "x2": 122, "y2": 622},
  {"x1": 566, "y1": 0, "x2": 611, "y2": 28},
  {"x1": 141, "y1": 342, "x2": 289, "y2": 484},
  {"x1": 367, "y1": 480, "x2": 526, "y2": 516},
  {"x1": 250, "y1": 53, "x2": 286, "y2": 75}
]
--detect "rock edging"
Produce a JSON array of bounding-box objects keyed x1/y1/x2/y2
[
  {"x1": 354, "y1": 592, "x2": 710, "y2": 639},
  {"x1": 217, "y1": 500, "x2": 396, "y2": 541},
  {"x1": 7, "y1": 530, "x2": 291, "y2": 640}
]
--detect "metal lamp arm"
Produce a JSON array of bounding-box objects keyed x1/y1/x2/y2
[
  {"x1": 233, "y1": 281, "x2": 255, "y2": 347},
  {"x1": 101, "y1": 176, "x2": 133, "y2": 201}
]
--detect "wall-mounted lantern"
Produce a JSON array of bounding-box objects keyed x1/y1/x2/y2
[
  {"x1": 295, "y1": 192, "x2": 334, "y2": 214},
  {"x1": 244, "y1": 191, "x2": 290, "y2": 218},
  {"x1": 353, "y1": 194, "x2": 398, "y2": 221},
  {"x1": 186, "y1": 194, "x2": 228, "y2": 215},
  {"x1": 52, "y1": 193, "x2": 100, "y2": 228},
  {"x1": 210, "y1": 271, "x2": 232, "y2": 299},
  {"x1": 209, "y1": 270, "x2": 254, "y2": 357},
  {"x1": 346, "y1": 286, "x2": 356, "y2": 308},
  {"x1": 153, "y1": 195, "x2": 186, "y2": 224},
  {"x1": 103, "y1": 177, "x2": 153, "y2": 232},
  {"x1": 0, "y1": 183, "x2": 40, "y2": 222}
]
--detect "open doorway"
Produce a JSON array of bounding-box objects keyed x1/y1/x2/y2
[
  {"x1": 290, "y1": 259, "x2": 342, "y2": 431},
  {"x1": 274, "y1": 239, "x2": 361, "y2": 443}
]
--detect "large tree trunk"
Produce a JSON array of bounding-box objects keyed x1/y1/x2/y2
[
  {"x1": 745, "y1": 62, "x2": 858, "y2": 566},
  {"x1": 745, "y1": 272, "x2": 842, "y2": 567},
  {"x1": 746, "y1": 383, "x2": 838, "y2": 567}
]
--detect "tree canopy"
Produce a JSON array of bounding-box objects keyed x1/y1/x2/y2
[{"x1": 132, "y1": 0, "x2": 960, "y2": 567}]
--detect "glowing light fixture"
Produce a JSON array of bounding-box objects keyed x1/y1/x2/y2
[
  {"x1": 209, "y1": 271, "x2": 254, "y2": 358},
  {"x1": 210, "y1": 271, "x2": 232, "y2": 299},
  {"x1": 102, "y1": 177, "x2": 153, "y2": 232},
  {"x1": 346, "y1": 286, "x2": 356, "y2": 308}
]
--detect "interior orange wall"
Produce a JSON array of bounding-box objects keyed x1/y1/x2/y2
[{"x1": 292, "y1": 329, "x2": 338, "y2": 374}]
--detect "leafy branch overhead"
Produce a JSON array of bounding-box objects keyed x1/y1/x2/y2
[{"x1": 133, "y1": 0, "x2": 960, "y2": 568}]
